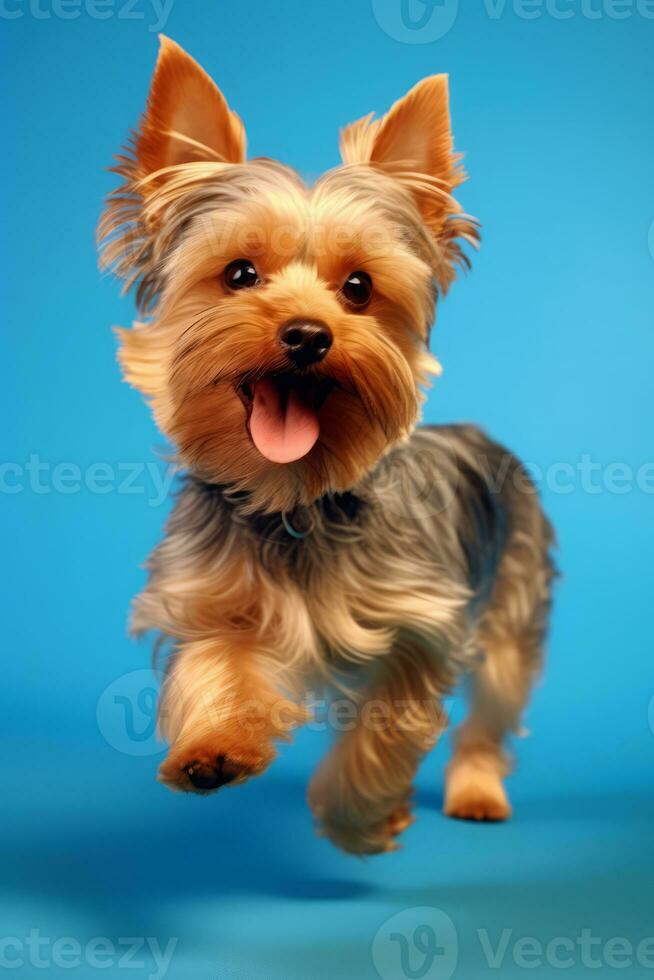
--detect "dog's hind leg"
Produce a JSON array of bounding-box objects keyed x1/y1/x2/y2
[
  {"x1": 444, "y1": 636, "x2": 534, "y2": 821},
  {"x1": 444, "y1": 486, "x2": 555, "y2": 822}
]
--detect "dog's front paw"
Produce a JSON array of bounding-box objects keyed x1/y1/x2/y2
[
  {"x1": 159, "y1": 737, "x2": 275, "y2": 795},
  {"x1": 310, "y1": 798, "x2": 414, "y2": 856}
]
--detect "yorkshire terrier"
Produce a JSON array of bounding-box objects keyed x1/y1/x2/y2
[{"x1": 99, "y1": 36, "x2": 555, "y2": 855}]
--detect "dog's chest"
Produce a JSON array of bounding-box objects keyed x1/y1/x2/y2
[{"x1": 272, "y1": 522, "x2": 470, "y2": 665}]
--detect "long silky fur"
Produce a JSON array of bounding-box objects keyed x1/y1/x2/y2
[{"x1": 100, "y1": 39, "x2": 554, "y2": 854}]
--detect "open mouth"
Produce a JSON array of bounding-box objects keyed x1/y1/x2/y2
[{"x1": 237, "y1": 372, "x2": 335, "y2": 464}]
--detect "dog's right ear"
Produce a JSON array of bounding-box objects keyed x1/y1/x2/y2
[
  {"x1": 340, "y1": 77, "x2": 478, "y2": 292},
  {"x1": 135, "y1": 35, "x2": 246, "y2": 175},
  {"x1": 340, "y1": 76, "x2": 463, "y2": 236}
]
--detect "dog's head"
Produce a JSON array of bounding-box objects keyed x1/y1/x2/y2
[{"x1": 100, "y1": 37, "x2": 477, "y2": 512}]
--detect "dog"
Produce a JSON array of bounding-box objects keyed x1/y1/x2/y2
[{"x1": 99, "y1": 36, "x2": 555, "y2": 855}]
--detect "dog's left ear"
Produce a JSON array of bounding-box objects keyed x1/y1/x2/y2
[
  {"x1": 340, "y1": 76, "x2": 465, "y2": 237},
  {"x1": 135, "y1": 35, "x2": 246, "y2": 175},
  {"x1": 99, "y1": 36, "x2": 247, "y2": 307}
]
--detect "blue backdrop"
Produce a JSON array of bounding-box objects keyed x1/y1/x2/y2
[{"x1": 3, "y1": 2, "x2": 653, "y2": 978}]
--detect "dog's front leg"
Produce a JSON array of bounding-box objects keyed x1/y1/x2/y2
[
  {"x1": 308, "y1": 641, "x2": 452, "y2": 855},
  {"x1": 157, "y1": 637, "x2": 305, "y2": 793}
]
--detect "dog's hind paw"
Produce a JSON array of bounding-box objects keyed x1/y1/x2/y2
[{"x1": 443, "y1": 763, "x2": 511, "y2": 822}]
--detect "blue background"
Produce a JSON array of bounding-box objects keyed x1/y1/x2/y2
[{"x1": 2, "y1": 1, "x2": 653, "y2": 977}]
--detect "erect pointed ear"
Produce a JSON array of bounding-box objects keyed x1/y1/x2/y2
[
  {"x1": 135, "y1": 35, "x2": 246, "y2": 175},
  {"x1": 340, "y1": 75, "x2": 465, "y2": 234}
]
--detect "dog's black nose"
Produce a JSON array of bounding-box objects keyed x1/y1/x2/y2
[{"x1": 279, "y1": 320, "x2": 333, "y2": 367}]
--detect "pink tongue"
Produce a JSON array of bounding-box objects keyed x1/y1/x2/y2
[{"x1": 249, "y1": 377, "x2": 319, "y2": 463}]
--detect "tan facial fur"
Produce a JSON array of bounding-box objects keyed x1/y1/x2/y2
[{"x1": 99, "y1": 36, "x2": 477, "y2": 512}]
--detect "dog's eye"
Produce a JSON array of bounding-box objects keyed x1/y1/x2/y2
[
  {"x1": 341, "y1": 270, "x2": 372, "y2": 308},
  {"x1": 224, "y1": 259, "x2": 260, "y2": 290}
]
